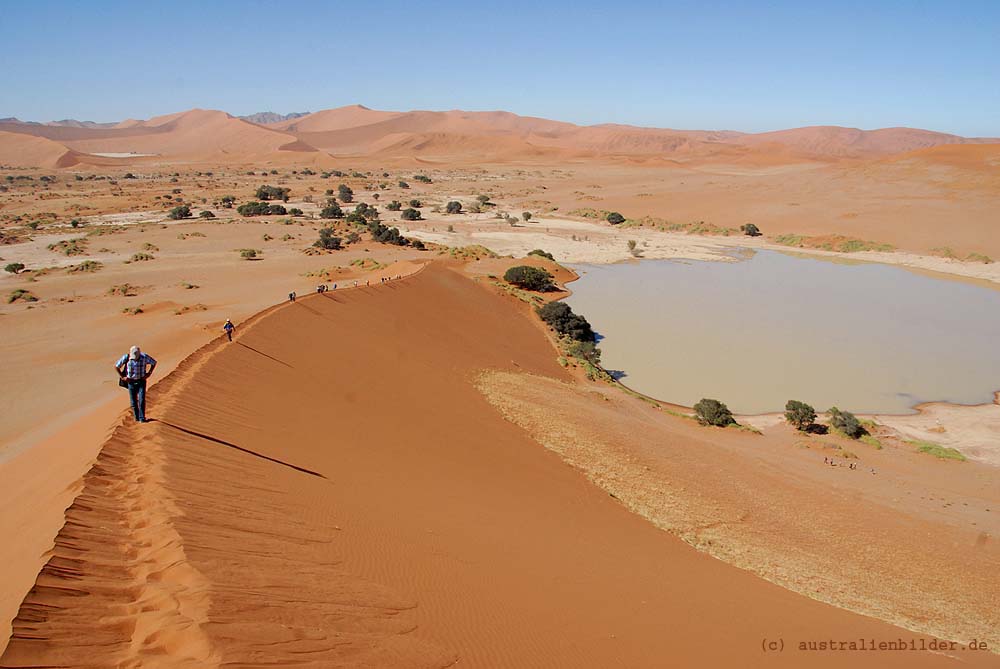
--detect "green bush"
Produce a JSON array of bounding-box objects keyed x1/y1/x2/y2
[
  {"x1": 337, "y1": 184, "x2": 354, "y2": 203},
  {"x1": 401, "y1": 208, "x2": 421, "y2": 221},
  {"x1": 239, "y1": 248, "x2": 260, "y2": 260},
  {"x1": 398, "y1": 180, "x2": 410, "y2": 189},
  {"x1": 8, "y1": 289, "x2": 38, "y2": 304},
  {"x1": 504, "y1": 265, "x2": 554, "y2": 292},
  {"x1": 785, "y1": 400, "x2": 816, "y2": 431},
  {"x1": 368, "y1": 222, "x2": 409, "y2": 246},
  {"x1": 198, "y1": 210, "x2": 215, "y2": 219},
  {"x1": 167, "y1": 205, "x2": 192, "y2": 220},
  {"x1": 828, "y1": 407, "x2": 864, "y2": 438},
  {"x1": 522, "y1": 211, "x2": 532, "y2": 222},
  {"x1": 314, "y1": 228, "x2": 342, "y2": 250},
  {"x1": 386, "y1": 200, "x2": 402, "y2": 211},
  {"x1": 606, "y1": 212, "x2": 625, "y2": 225},
  {"x1": 528, "y1": 249, "x2": 554, "y2": 261},
  {"x1": 536, "y1": 301, "x2": 594, "y2": 342},
  {"x1": 4, "y1": 262, "x2": 25, "y2": 274},
  {"x1": 320, "y1": 201, "x2": 343, "y2": 219},
  {"x1": 740, "y1": 223, "x2": 761, "y2": 237},
  {"x1": 288, "y1": 208, "x2": 303, "y2": 216},
  {"x1": 409, "y1": 199, "x2": 422, "y2": 208},
  {"x1": 694, "y1": 398, "x2": 735, "y2": 427},
  {"x1": 445, "y1": 201, "x2": 463, "y2": 214}
]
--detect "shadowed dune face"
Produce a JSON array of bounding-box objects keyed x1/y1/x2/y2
[{"x1": 2, "y1": 264, "x2": 992, "y2": 667}]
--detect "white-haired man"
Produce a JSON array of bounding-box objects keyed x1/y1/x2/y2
[{"x1": 114, "y1": 345, "x2": 157, "y2": 422}]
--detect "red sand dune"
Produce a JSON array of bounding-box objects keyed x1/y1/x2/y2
[
  {"x1": 2, "y1": 264, "x2": 992, "y2": 667},
  {"x1": 1, "y1": 104, "x2": 996, "y2": 167},
  {"x1": 0, "y1": 131, "x2": 83, "y2": 168},
  {"x1": 0, "y1": 110, "x2": 320, "y2": 163}
]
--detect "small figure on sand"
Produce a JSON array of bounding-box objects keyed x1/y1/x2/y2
[
  {"x1": 288, "y1": 292, "x2": 296, "y2": 302},
  {"x1": 223, "y1": 318, "x2": 235, "y2": 342},
  {"x1": 114, "y1": 345, "x2": 157, "y2": 423}
]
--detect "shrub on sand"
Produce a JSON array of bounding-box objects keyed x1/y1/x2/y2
[{"x1": 694, "y1": 398, "x2": 735, "y2": 427}]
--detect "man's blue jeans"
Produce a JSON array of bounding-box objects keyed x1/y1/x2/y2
[{"x1": 127, "y1": 379, "x2": 147, "y2": 421}]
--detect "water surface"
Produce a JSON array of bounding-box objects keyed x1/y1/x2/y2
[{"x1": 566, "y1": 251, "x2": 1000, "y2": 414}]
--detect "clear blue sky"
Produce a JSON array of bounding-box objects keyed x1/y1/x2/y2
[{"x1": 1, "y1": 0, "x2": 997, "y2": 136}]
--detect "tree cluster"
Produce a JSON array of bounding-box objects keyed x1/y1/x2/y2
[
  {"x1": 536, "y1": 301, "x2": 594, "y2": 342},
  {"x1": 255, "y1": 185, "x2": 290, "y2": 202}
]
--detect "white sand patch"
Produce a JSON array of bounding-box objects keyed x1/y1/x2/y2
[{"x1": 87, "y1": 152, "x2": 157, "y2": 158}]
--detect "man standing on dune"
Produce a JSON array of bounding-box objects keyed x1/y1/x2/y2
[
  {"x1": 223, "y1": 318, "x2": 235, "y2": 342},
  {"x1": 114, "y1": 345, "x2": 157, "y2": 423}
]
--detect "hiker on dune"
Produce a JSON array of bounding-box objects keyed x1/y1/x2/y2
[
  {"x1": 114, "y1": 345, "x2": 157, "y2": 423},
  {"x1": 223, "y1": 318, "x2": 235, "y2": 342}
]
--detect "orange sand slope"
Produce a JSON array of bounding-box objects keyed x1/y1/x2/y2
[{"x1": 2, "y1": 265, "x2": 994, "y2": 667}]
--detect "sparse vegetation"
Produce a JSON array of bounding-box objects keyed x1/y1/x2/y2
[
  {"x1": 8, "y1": 289, "x2": 38, "y2": 304},
  {"x1": 127, "y1": 253, "x2": 155, "y2": 263},
  {"x1": 693, "y1": 398, "x2": 736, "y2": 427},
  {"x1": 239, "y1": 248, "x2": 261, "y2": 260},
  {"x1": 504, "y1": 265, "x2": 555, "y2": 292},
  {"x1": 108, "y1": 283, "x2": 138, "y2": 297},
  {"x1": 67, "y1": 260, "x2": 103, "y2": 273},
  {"x1": 774, "y1": 233, "x2": 894, "y2": 253},
  {"x1": 910, "y1": 440, "x2": 966, "y2": 461},
  {"x1": 48, "y1": 238, "x2": 88, "y2": 256},
  {"x1": 606, "y1": 211, "x2": 625, "y2": 225}
]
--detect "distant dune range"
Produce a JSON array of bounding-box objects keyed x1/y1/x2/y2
[{"x1": 0, "y1": 104, "x2": 997, "y2": 168}]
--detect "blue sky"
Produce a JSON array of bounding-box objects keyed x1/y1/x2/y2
[{"x1": 1, "y1": 0, "x2": 997, "y2": 135}]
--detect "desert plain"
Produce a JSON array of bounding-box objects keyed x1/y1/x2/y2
[{"x1": 0, "y1": 105, "x2": 998, "y2": 667}]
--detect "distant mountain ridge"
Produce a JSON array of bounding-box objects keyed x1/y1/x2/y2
[
  {"x1": 0, "y1": 104, "x2": 996, "y2": 168},
  {"x1": 239, "y1": 111, "x2": 310, "y2": 125}
]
